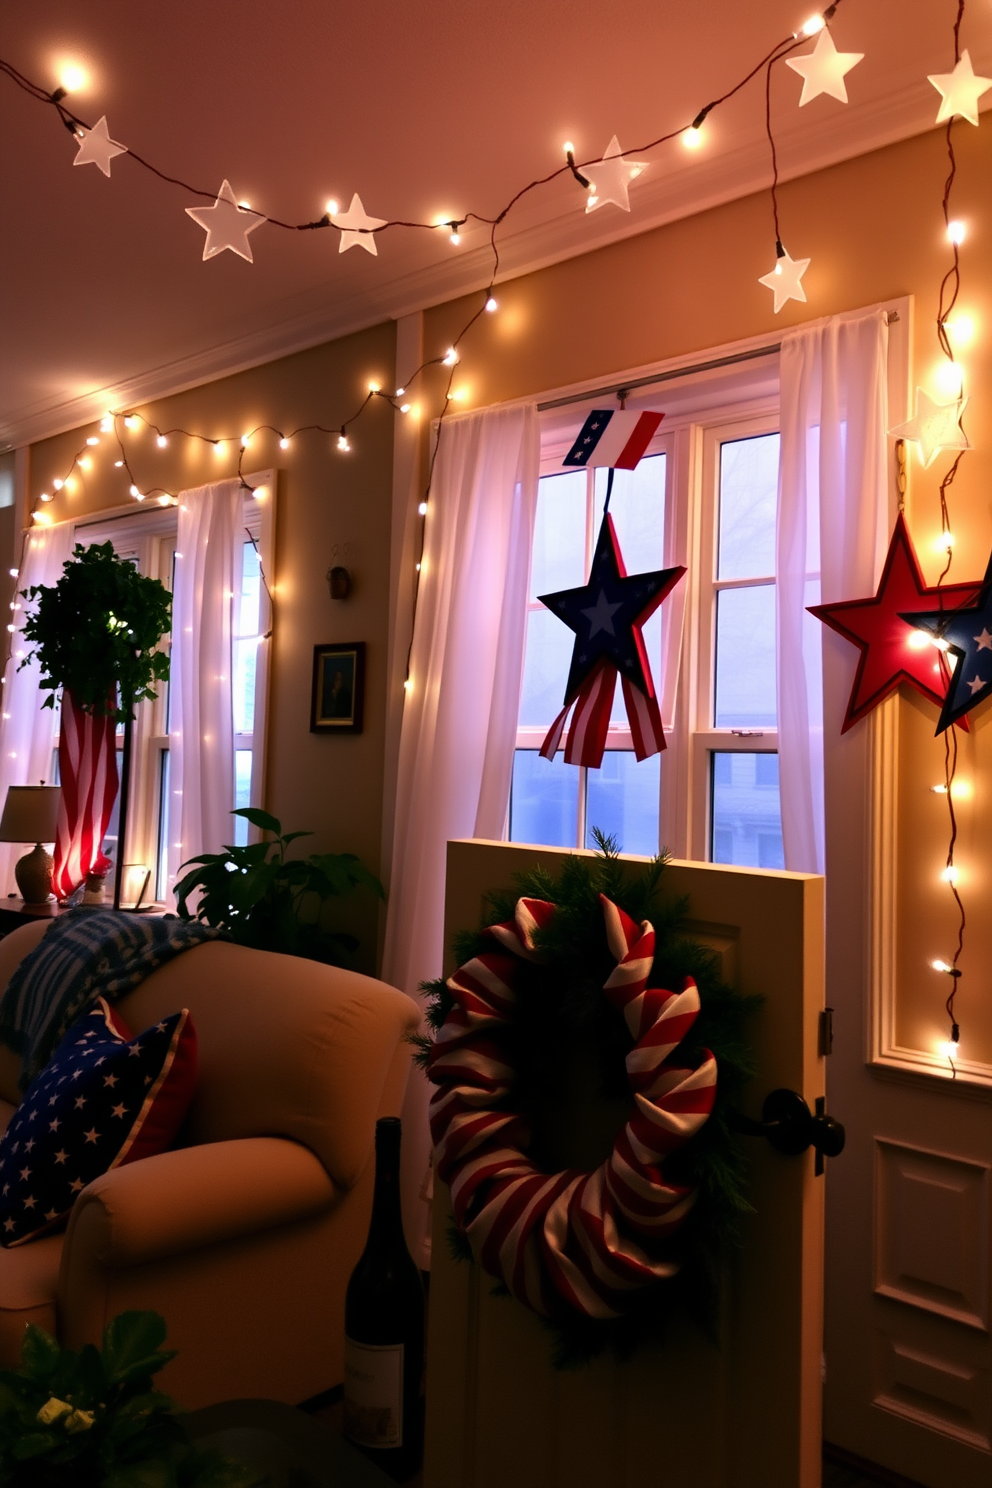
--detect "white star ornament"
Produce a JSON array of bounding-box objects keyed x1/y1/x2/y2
[
  {"x1": 583, "y1": 136, "x2": 648, "y2": 214},
  {"x1": 786, "y1": 29, "x2": 864, "y2": 105},
  {"x1": 185, "y1": 181, "x2": 266, "y2": 263},
  {"x1": 890, "y1": 389, "x2": 970, "y2": 467},
  {"x1": 332, "y1": 194, "x2": 386, "y2": 255},
  {"x1": 928, "y1": 49, "x2": 992, "y2": 126},
  {"x1": 73, "y1": 116, "x2": 127, "y2": 177},
  {"x1": 758, "y1": 249, "x2": 811, "y2": 313}
]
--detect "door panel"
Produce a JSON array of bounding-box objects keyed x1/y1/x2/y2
[{"x1": 425, "y1": 838, "x2": 827, "y2": 1488}]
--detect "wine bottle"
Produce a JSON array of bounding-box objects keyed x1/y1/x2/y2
[{"x1": 343, "y1": 1116, "x2": 425, "y2": 1482}]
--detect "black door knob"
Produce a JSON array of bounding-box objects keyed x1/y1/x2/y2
[{"x1": 730, "y1": 1089, "x2": 846, "y2": 1175}]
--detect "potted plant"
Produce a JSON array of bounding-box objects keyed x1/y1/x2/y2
[
  {"x1": 0, "y1": 1310, "x2": 255, "y2": 1487},
  {"x1": 174, "y1": 809, "x2": 384, "y2": 966},
  {"x1": 19, "y1": 542, "x2": 172, "y2": 906}
]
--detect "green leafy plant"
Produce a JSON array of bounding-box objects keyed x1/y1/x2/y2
[
  {"x1": 20, "y1": 543, "x2": 171, "y2": 721},
  {"x1": 175, "y1": 808, "x2": 385, "y2": 966},
  {"x1": 0, "y1": 1310, "x2": 257, "y2": 1487}
]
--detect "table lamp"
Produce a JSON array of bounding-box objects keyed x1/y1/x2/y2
[{"x1": 0, "y1": 785, "x2": 62, "y2": 906}]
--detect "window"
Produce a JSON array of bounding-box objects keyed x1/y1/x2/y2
[
  {"x1": 509, "y1": 372, "x2": 803, "y2": 866},
  {"x1": 79, "y1": 474, "x2": 273, "y2": 903}
]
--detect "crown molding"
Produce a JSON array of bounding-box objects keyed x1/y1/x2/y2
[{"x1": 3, "y1": 74, "x2": 985, "y2": 452}]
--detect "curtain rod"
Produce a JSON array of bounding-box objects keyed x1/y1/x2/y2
[{"x1": 536, "y1": 311, "x2": 899, "y2": 413}]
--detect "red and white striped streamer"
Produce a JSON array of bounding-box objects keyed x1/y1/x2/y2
[
  {"x1": 539, "y1": 661, "x2": 665, "y2": 769},
  {"x1": 52, "y1": 690, "x2": 119, "y2": 900},
  {"x1": 428, "y1": 892, "x2": 717, "y2": 1320}
]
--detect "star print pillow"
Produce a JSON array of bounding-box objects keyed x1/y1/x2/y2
[{"x1": 0, "y1": 998, "x2": 197, "y2": 1247}]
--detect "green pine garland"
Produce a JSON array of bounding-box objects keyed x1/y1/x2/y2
[{"x1": 416, "y1": 834, "x2": 761, "y2": 1366}]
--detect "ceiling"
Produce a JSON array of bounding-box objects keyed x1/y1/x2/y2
[{"x1": 1, "y1": 0, "x2": 988, "y2": 448}]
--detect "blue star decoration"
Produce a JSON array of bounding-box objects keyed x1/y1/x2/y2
[
  {"x1": 540, "y1": 513, "x2": 685, "y2": 705},
  {"x1": 901, "y1": 548, "x2": 992, "y2": 733}
]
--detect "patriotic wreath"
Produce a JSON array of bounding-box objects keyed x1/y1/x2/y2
[{"x1": 419, "y1": 847, "x2": 758, "y2": 1362}]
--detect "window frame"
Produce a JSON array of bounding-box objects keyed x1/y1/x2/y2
[{"x1": 76, "y1": 469, "x2": 275, "y2": 904}]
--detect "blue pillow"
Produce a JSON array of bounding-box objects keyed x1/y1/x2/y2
[{"x1": 0, "y1": 997, "x2": 197, "y2": 1247}]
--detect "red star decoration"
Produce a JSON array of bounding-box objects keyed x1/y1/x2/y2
[{"x1": 808, "y1": 513, "x2": 980, "y2": 733}]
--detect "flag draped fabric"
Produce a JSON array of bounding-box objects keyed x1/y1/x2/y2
[
  {"x1": 427, "y1": 893, "x2": 717, "y2": 1320},
  {"x1": 52, "y1": 691, "x2": 119, "y2": 901},
  {"x1": 563, "y1": 409, "x2": 665, "y2": 470}
]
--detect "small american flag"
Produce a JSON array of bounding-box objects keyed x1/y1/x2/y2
[
  {"x1": 52, "y1": 692, "x2": 119, "y2": 901},
  {"x1": 563, "y1": 408, "x2": 664, "y2": 470}
]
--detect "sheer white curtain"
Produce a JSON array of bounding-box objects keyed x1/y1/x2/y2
[
  {"x1": 776, "y1": 309, "x2": 889, "y2": 873},
  {"x1": 382, "y1": 403, "x2": 540, "y2": 1259},
  {"x1": 166, "y1": 479, "x2": 241, "y2": 897},
  {"x1": 0, "y1": 522, "x2": 76, "y2": 892}
]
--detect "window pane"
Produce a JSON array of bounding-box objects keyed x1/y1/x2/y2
[
  {"x1": 519, "y1": 609, "x2": 577, "y2": 727},
  {"x1": 155, "y1": 749, "x2": 170, "y2": 902},
  {"x1": 233, "y1": 751, "x2": 253, "y2": 846},
  {"x1": 710, "y1": 752, "x2": 784, "y2": 869},
  {"x1": 595, "y1": 455, "x2": 666, "y2": 726},
  {"x1": 714, "y1": 585, "x2": 776, "y2": 727},
  {"x1": 509, "y1": 750, "x2": 579, "y2": 847},
  {"x1": 531, "y1": 471, "x2": 587, "y2": 597},
  {"x1": 717, "y1": 433, "x2": 779, "y2": 580},
  {"x1": 234, "y1": 640, "x2": 258, "y2": 734},
  {"x1": 585, "y1": 752, "x2": 660, "y2": 857},
  {"x1": 239, "y1": 540, "x2": 262, "y2": 636}
]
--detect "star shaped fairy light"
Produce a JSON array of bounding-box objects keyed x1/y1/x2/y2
[
  {"x1": 759, "y1": 247, "x2": 811, "y2": 312},
  {"x1": 890, "y1": 389, "x2": 970, "y2": 467},
  {"x1": 73, "y1": 115, "x2": 127, "y2": 177},
  {"x1": 331, "y1": 194, "x2": 386, "y2": 254},
  {"x1": 583, "y1": 136, "x2": 648, "y2": 213},
  {"x1": 185, "y1": 180, "x2": 266, "y2": 263},
  {"x1": 786, "y1": 29, "x2": 864, "y2": 105},
  {"x1": 928, "y1": 49, "x2": 992, "y2": 126}
]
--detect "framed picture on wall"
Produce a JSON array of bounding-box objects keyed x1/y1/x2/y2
[{"x1": 311, "y1": 642, "x2": 365, "y2": 734}]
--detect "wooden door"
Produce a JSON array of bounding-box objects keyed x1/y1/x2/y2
[{"x1": 424, "y1": 839, "x2": 828, "y2": 1488}]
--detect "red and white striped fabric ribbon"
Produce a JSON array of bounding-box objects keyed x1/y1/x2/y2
[
  {"x1": 52, "y1": 690, "x2": 118, "y2": 900},
  {"x1": 428, "y1": 893, "x2": 717, "y2": 1319},
  {"x1": 539, "y1": 661, "x2": 665, "y2": 768}
]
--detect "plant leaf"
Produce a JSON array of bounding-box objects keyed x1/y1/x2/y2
[
  {"x1": 231, "y1": 807, "x2": 282, "y2": 834},
  {"x1": 102, "y1": 1311, "x2": 175, "y2": 1388},
  {"x1": 18, "y1": 1324, "x2": 61, "y2": 1382}
]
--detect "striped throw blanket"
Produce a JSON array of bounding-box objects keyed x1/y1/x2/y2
[{"x1": 0, "y1": 910, "x2": 227, "y2": 1090}]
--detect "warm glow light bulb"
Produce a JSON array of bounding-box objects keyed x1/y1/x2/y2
[
  {"x1": 8, "y1": 569, "x2": 17, "y2": 579},
  {"x1": 58, "y1": 63, "x2": 87, "y2": 92},
  {"x1": 156, "y1": 434, "x2": 168, "y2": 449},
  {"x1": 240, "y1": 434, "x2": 250, "y2": 449},
  {"x1": 129, "y1": 484, "x2": 141, "y2": 498},
  {"x1": 930, "y1": 783, "x2": 948, "y2": 794},
  {"x1": 418, "y1": 501, "x2": 428, "y2": 516},
  {"x1": 39, "y1": 492, "x2": 52, "y2": 503},
  {"x1": 53, "y1": 478, "x2": 64, "y2": 491},
  {"x1": 395, "y1": 387, "x2": 406, "y2": 396},
  {"x1": 100, "y1": 415, "x2": 114, "y2": 432},
  {"x1": 124, "y1": 415, "x2": 139, "y2": 430},
  {"x1": 485, "y1": 296, "x2": 498, "y2": 312},
  {"x1": 935, "y1": 531, "x2": 955, "y2": 553},
  {"x1": 442, "y1": 347, "x2": 458, "y2": 366},
  {"x1": 931, "y1": 958, "x2": 952, "y2": 973},
  {"x1": 563, "y1": 140, "x2": 575, "y2": 155},
  {"x1": 449, "y1": 228, "x2": 461, "y2": 246},
  {"x1": 944, "y1": 313, "x2": 976, "y2": 350},
  {"x1": 800, "y1": 14, "x2": 825, "y2": 36},
  {"x1": 934, "y1": 360, "x2": 964, "y2": 398},
  {"x1": 937, "y1": 1039, "x2": 959, "y2": 1061},
  {"x1": 213, "y1": 440, "x2": 225, "y2": 454},
  {"x1": 368, "y1": 380, "x2": 382, "y2": 393},
  {"x1": 947, "y1": 220, "x2": 966, "y2": 245},
  {"x1": 907, "y1": 630, "x2": 933, "y2": 650},
  {"x1": 337, "y1": 434, "x2": 350, "y2": 452},
  {"x1": 940, "y1": 865, "x2": 960, "y2": 885},
  {"x1": 682, "y1": 127, "x2": 703, "y2": 149},
  {"x1": 279, "y1": 437, "x2": 290, "y2": 450},
  {"x1": 78, "y1": 456, "x2": 92, "y2": 471},
  {"x1": 85, "y1": 435, "x2": 99, "y2": 446},
  {"x1": 400, "y1": 403, "x2": 411, "y2": 414},
  {"x1": 326, "y1": 199, "x2": 339, "y2": 217},
  {"x1": 113, "y1": 460, "x2": 123, "y2": 469}
]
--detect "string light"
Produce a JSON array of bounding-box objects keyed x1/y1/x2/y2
[
  {"x1": 52, "y1": 478, "x2": 63, "y2": 490},
  {"x1": 156, "y1": 434, "x2": 168, "y2": 448},
  {"x1": 123, "y1": 415, "x2": 139, "y2": 430},
  {"x1": 448, "y1": 224, "x2": 461, "y2": 246},
  {"x1": 240, "y1": 434, "x2": 251, "y2": 449},
  {"x1": 947, "y1": 219, "x2": 966, "y2": 244},
  {"x1": 38, "y1": 492, "x2": 52, "y2": 503},
  {"x1": 85, "y1": 435, "x2": 99, "y2": 446},
  {"x1": 113, "y1": 460, "x2": 123, "y2": 468},
  {"x1": 485, "y1": 296, "x2": 498, "y2": 312},
  {"x1": 325, "y1": 199, "x2": 339, "y2": 217},
  {"x1": 337, "y1": 431, "x2": 350, "y2": 452},
  {"x1": 58, "y1": 63, "x2": 87, "y2": 92},
  {"x1": 442, "y1": 347, "x2": 458, "y2": 366},
  {"x1": 400, "y1": 403, "x2": 412, "y2": 414},
  {"x1": 100, "y1": 415, "x2": 114, "y2": 432},
  {"x1": 129, "y1": 484, "x2": 143, "y2": 500},
  {"x1": 682, "y1": 126, "x2": 704, "y2": 149},
  {"x1": 279, "y1": 437, "x2": 290, "y2": 450},
  {"x1": 368, "y1": 380, "x2": 382, "y2": 393},
  {"x1": 395, "y1": 387, "x2": 406, "y2": 396},
  {"x1": 418, "y1": 501, "x2": 428, "y2": 516},
  {"x1": 78, "y1": 456, "x2": 92, "y2": 471}
]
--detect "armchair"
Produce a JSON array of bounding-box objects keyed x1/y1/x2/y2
[{"x1": 0, "y1": 921, "x2": 420, "y2": 1408}]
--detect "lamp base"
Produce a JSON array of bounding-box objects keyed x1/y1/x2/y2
[{"x1": 14, "y1": 844, "x2": 54, "y2": 907}]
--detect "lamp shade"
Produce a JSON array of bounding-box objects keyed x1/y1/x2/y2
[{"x1": 0, "y1": 786, "x2": 62, "y2": 845}]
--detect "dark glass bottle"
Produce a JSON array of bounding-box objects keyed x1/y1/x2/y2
[{"x1": 343, "y1": 1117, "x2": 425, "y2": 1482}]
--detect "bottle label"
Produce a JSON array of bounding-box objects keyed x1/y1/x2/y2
[{"x1": 344, "y1": 1339, "x2": 404, "y2": 1449}]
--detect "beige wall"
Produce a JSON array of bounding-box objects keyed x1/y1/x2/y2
[
  {"x1": 21, "y1": 123, "x2": 992, "y2": 1054},
  {"x1": 26, "y1": 323, "x2": 397, "y2": 974}
]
